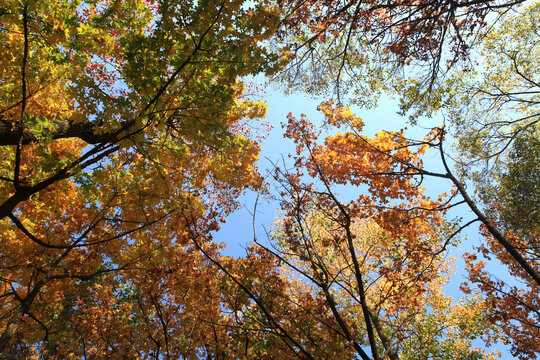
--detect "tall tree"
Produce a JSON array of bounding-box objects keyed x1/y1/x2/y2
[
  {"x1": 0, "y1": 0, "x2": 537, "y2": 357},
  {"x1": 400, "y1": 5, "x2": 540, "y2": 357},
  {"x1": 276, "y1": 0, "x2": 526, "y2": 102},
  {"x1": 0, "y1": 0, "x2": 282, "y2": 355},
  {"x1": 274, "y1": 2, "x2": 540, "y2": 357},
  {"x1": 263, "y1": 104, "x2": 502, "y2": 359}
]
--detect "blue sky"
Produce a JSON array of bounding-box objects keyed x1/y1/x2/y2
[
  {"x1": 213, "y1": 85, "x2": 515, "y2": 357},
  {"x1": 217, "y1": 87, "x2": 449, "y2": 255}
]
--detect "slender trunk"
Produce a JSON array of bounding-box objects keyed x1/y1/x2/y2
[
  {"x1": 368, "y1": 309, "x2": 400, "y2": 360},
  {"x1": 0, "y1": 310, "x2": 24, "y2": 351},
  {"x1": 438, "y1": 142, "x2": 540, "y2": 286}
]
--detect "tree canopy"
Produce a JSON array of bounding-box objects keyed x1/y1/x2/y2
[{"x1": 0, "y1": 0, "x2": 539, "y2": 359}]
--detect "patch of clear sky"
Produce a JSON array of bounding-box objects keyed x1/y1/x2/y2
[{"x1": 213, "y1": 85, "x2": 514, "y2": 358}]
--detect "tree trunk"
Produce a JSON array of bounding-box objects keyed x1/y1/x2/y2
[{"x1": 0, "y1": 118, "x2": 121, "y2": 145}]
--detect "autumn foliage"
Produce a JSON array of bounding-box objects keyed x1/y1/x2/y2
[
  {"x1": 0, "y1": 0, "x2": 539, "y2": 359},
  {"x1": 269, "y1": 103, "x2": 501, "y2": 359},
  {"x1": 0, "y1": 0, "x2": 279, "y2": 357}
]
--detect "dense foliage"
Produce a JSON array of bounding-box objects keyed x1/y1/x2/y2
[{"x1": 0, "y1": 0, "x2": 538, "y2": 359}]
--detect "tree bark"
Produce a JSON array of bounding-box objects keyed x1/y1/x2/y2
[
  {"x1": 0, "y1": 310, "x2": 23, "y2": 351},
  {"x1": 0, "y1": 118, "x2": 121, "y2": 145}
]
